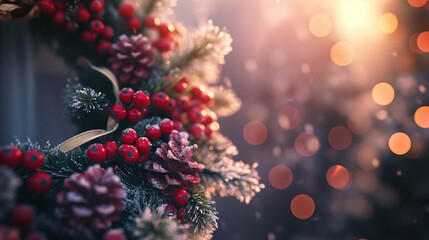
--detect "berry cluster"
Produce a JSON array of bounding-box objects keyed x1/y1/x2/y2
[
  {"x1": 0, "y1": 146, "x2": 52, "y2": 194},
  {"x1": 117, "y1": 2, "x2": 141, "y2": 32},
  {"x1": 164, "y1": 189, "x2": 190, "y2": 224},
  {"x1": 144, "y1": 16, "x2": 177, "y2": 52},
  {"x1": 39, "y1": 0, "x2": 114, "y2": 55},
  {"x1": 110, "y1": 88, "x2": 150, "y2": 122}
]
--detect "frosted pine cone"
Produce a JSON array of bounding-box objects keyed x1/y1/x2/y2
[
  {"x1": 55, "y1": 165, "x2": 126, "y2": 229},
  {"x1": 109, "y1": 34, "x2": 155, "y2": 86},
  {"x1": 145, "y1": 130, "x2": 204, "y2": 196}
]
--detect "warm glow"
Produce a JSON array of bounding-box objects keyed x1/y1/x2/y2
[
  {"x1": 290, "y1": 194, "x2": 315, "y2": 220},
  {"x1": 417, "y1": 31, "x2": 429, "y2": 53},
  {"x1": 295, "y1": 132, "x2": 320, "y2": 157},
  {"x1": 330, "y1": 42, "x2": 355, "y2": 66},
  {"x1": 326, "y1": 165, "x2": 352, "y2": 190},
  {"x1": 414, "y1": 106, "x2": 429, "y2": 128},
  {"x1": 309, "y1": 13, "x2": 333, "y2": 38},
  {"x1": 277, "y1": 106, "x2": 301, "y2": 130},
  {"x1": 328, "y1": 126, "x2": 352, "y2": 150},
  {"x1": 378, "y1": 12, "x2": 398, "y2": 34},
  {"x1": 268, "y1": 165, "x2": 293, "y2": 190},
  {"x1": 243, "y1": 121, "x2": 268, "y2": 146},
  {"x1": 347, "y1": 111, "x2": 371, "y2": 135},
  {"x1": 388, "y1": 132, "x2": 411, "y2": 155},
  {"x1": 372, "y1": 82, "x2": 395, "y2": 106},
  {"x1": 408, "y1": 0, "x2": 427, "y2": 8}
]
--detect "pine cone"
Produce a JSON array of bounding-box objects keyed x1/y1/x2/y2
[
  {"x1": 55, "y1": 165, "x2": 126, "y2": 229},
  {"x1": 145, "y1": 130, "x2": 204, "y2": 196},
  {"x1": 108, "y1": 34, "x2": 155, "y2": 86}
]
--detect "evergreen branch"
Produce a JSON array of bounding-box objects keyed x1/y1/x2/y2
[
  {"x1": 142, "y1": 0, "x2": 177, "y2": 16},
  {"x1": 184, "y1": 188, "x2": 218, "y2": 235},
  {"x1": 208, "y1": 86, "x2": 242, "y2": 118}
]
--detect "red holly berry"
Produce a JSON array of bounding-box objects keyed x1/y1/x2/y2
[
  {"x1": 176, "y1": 96, "x2": 190, "y2": 111},
  {"x1": 97, "y1": 41, "x2": 111, "y2": 55},
  {"x1": 188, "y1": 107, "x2": 206, "y2": 123},
  {"x1": 90, "y1": 20, "x2": 105, "y2": 34},
  {"x1": 201, "y1": 91, "x2": 214, "y2": 105},
  {"x1": 188, "y1": 123, "x2": 206, "y2": 140},
  {"x1": 137, "y1": 154, "x2": 149, "y2": 164},
  {"x1": 133, "y1": 91, "x2": 150, "y2": 108},
  {"x1": 0, "y1": 146, "x2": 22, "y2": 168},
  {"x1": 177, "y1": 207, "x2": 188, "y2": 223},
  {"x1": 77, "y1": 8, "x2": 91, "y2": 22},
  {"x1": 153, "y1": 37, "x2": 174, "y2": 52},
  {"x1": 170, "y1": 108, "x2": 183, "y2": 121},
  {"x1": 146, "y1": 125, "x2": 161, "y2": 141},
  {"x1": 173, "y1": 80, "x2": 188, "y2": 93},
  {"x1": 119, "y1": 88, "x2": 134, "y2": 105},
  {"x1": 173, "y1": 120, "x2": 185, "y2": 131},
  {"x1": 110, "y1": 104, "x2": 127, "y2": 121},
  {"x1": 102, "y1": 26, "x2": 115, "y2": 40},
  {"x1": 165, "y1": 99, "x2": 176, "y2": 113},
  {"x1": 22, "y1": 150, "x2": 44, "y2": 171},
  {"x1": 127, "y1": 17, "x2": 141, "y2": 31},
  {"x1": 121, "y1": 128, "x2": 138, "y2": 144},
  {"x1": 174, "y1": 189, "x2": 189, "y2": 205},
  {"x1": 39, "y1": 0, "x2": 56, "y2": 14},
  {"x1": 151, "y1": 92, "x2": 170, "y2": 110},
  {"x1": 81, "y1": 30, "x2": 97, "y2": 43},
  {"x1": 191, "y1": 86, "x2": 206, "y2": 99},
  {"x1": 87, "y1": 143, "x2": 107, "y2": 163},
  {"x1": 158, "y1": 23, "x2": 175, "y2": 37},
  {"x1": 205, "y1": 122, "x2": 219, "y2": 138},
  {"x1": 135, "y1": 137, "x2": 151, "y2": 154},
  {"x1": 165, "y1": 204, "x2": 177, "y2": 216},
  {"x1": 204, "y1": 111, "x2": 217, "y2": 124},
  {"x1": 27, "y1": 172, "x2": 52, "y2": 194},
  {"x1": 118, "y1": 2, "x2": 135, "y2": 19},
  {"x1": 119, "y1": 144, "x2": 139, "y2": 163},
  {"x1": 10, "y1": 204, "x2": 34, "y2": 227},
  {"x1": 52, "y1": 11, "x2": 65, "y2": 25},
  {"x1": 144, "y1": 16, "x2": 160, "y2": 28},
  {"x1": 159, "y1": 118, "x2": 174, "y2": 136},
  {"x1": 103, "y1": 229, "x2": 126, "y2": 240},
  {"x1": 128, "y1": 108, "x2": 143, "y2": 122},
  {"x1": 139, "y1": 107, "x2": 149, "y2": 118},
  {"x1": 89, "y1": 0, "x2": 104, "y2": 12},
  {"x1": 104, "y1": 141, "x2": 119, "y2": 160}
]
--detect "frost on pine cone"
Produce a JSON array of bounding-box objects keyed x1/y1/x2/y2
[
  {"x1": 108, "y1": 34, "x2": 155, "y2": 86},
  {"x1": 145, "y1": 130, "x2": 204, "y2": 196},
  {"x1": 55, "y1": 165, "x2": 126, "y2": 229}
]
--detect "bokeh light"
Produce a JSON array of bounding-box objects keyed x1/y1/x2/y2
[
  {"x1": 357, "y1": 147, "x2": 380, "y2": 171},
  {"x1": 309, "y1": 13, "x2": 333, "y2": 38},
  {"x1": 295, "y1": 132, "x2": 320, "y2": 157},
  {"x1": 407, "y1": 0, "x2": 428, "y2": 8},
  {"x1": 326, "y1": 165, "x2": 352, "y2": 190},
  {"x1": 277, "y1": 106, "x2": 301, "y2": 130},
  {"x1": 417, "y1": 32, "x2": 429, "y2": 53},
  {"x1": 372, "y1": 82, "x2": 395, "y2": 106},
  {"x1": 243, "y1": 120, "x2": 268, "y2": 146},
  {"x1": 330, "y1": 41, "x2": 355, "y2": 66},
  {"x1": 268, "y1": 165, "x2": 293, "y2": 190},
  {"x1": 414, "y1": 106, "x2": 429, "y2": 128},
  {"x1": 378, "y1": 12, "x2": 398, "y2": 34},
  {"x1": 290, "y1": 194, "x2": 315, "y2": 220},
  {"x1": 328, "y1": 126, "x2": 352, "y2": 150},
  {"x1": 347, "y1": 111, "x2": 372, "y2": 135},
  {"x1": 354, "y1": 171, "x2": 379, "y2": 193},
  {"x1": 388, "y1": 132, "x2": 411, "y2": 155}
]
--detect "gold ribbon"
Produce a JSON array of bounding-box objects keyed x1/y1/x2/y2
[{"x1": 55, "y1": 58, "x2": 120, "y2": 153}]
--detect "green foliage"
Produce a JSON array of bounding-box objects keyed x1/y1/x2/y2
[{"x1": 184, "y1": 187, "x2": 218, "y2": 235}]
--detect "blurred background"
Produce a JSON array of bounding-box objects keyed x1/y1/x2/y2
[{"x1": 1, "y1": 0, "x2": 429, "y2": 239}]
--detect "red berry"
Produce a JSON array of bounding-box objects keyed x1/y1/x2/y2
[
  {"x1": 87, "y1": 143, "x2": 107, "y2": 163},
  {"x1": 10, "y1": 204, "x2": 34, "y2": 227},
  {"x1": 144, "y1": 16, "x2": 160, "y2": 28},
  {"x1": 104, "y1": 141, "x2": 119, "y2": 160},
  {"x1": 119, "y1": 88, "x2": 134, "y2": 105},
  {"x1": 27, "y1": 172, "x2": 52, "y2": 194},
  {"x1": 118, "y1": 2, "x2": 135, "y2": 19},
  {"x1": 191, "y1": 86, "x2": 206, "y2": 99},
  {"x1": 165, "y1": 99, "x2": 176, "y2": 113},
  {"x1": 121, "y1": 128, "x2": 138, "y2": 144},
  {"x1": 177, "y1": 207, "x2": 188, "y2": 223},
  {"x1": 81, "y1": 30, "x2": 97, "y2": 43},
  {"x1": 77, "y1": 8, "x2": 91, "y2": 22},
  {"x1": 102, "y1": 26, "x2": 115, "y2": 40},
  {"x1": 133, "y1": 91, "x2": 150, "y2": 108},
  {"x1": 0, "y1": 146, "x2": 22, "y2": 168},
  {"x1": 39, "y1": 0, "x2": 56, "y2": 14},
  {"x1": 52, "y1": 11, "x2": 65, "y2": 25},
  {"x1": 205, "y1": 122, "x2": 219, "y2": 138},
  {"x1": 22, "y1": 150, "x2": 44, "y2": 171},
  {"x1": 139, "y1": 107, "x2": 149, "y2": 118},
  {"x1": 188, "y1": 107, "x2": 206, "y2": 123},
  {"x1": 174, "y1": 189, "x2": 189, "y2": 205},
  {"x1": 128, "y1": 108, "x2": 143, "y2": 122},
  {"x1": 159, "y1": 118, "x2": 174, "y2": 136},
  {"x1": 127, "y1": 17, "x2": 141, "y2": 31},
  {"x1": 170, "y1": 108, "x2": 183, "y2": 121},
  {"x1": 201, "y1": 91, "x2": 214, "y2": 105},
  {"x1": 96, "y1": 41, "x2": 111, "y2": 55},
  {"x1": 146, "y1": 125, "x2": 161, "y2": 140},
  {"x1": 151, "y1": 92, "x2": 170, "y2": 110},
  {"x1": 136, "y1": 154, "x2": 149, "y2": 164},
  {"x1": 173, "y1": 80, "x2": 188, "y2": 93},
  {"x1": 176, "y1": 96, "x2": 190, "y2": 110},
  {"x1": 90, "y1": 20, "x2": 105, "y2": 34},
  {"x1": 173, "y1": 120, "x2": 185, "y2": 131},
  {"x1": 89, "y1": 0, "x2": 104, "y2": 12},
  {"x1": 119, "y1": 144, "x2": 139, "y2": 163},
  {"x1": 153, "y1": 37, "x2": 174, "y2": 52},
  {"x1": 204, "y1": 111, "x2": 217, "y2": 124},
  {"x1": 158, "y1": 23, "x2": 175, "y2": 37},
  {"x1": 188, "y1": 123, "x2": 205, "y2": 140},
  {"x1": 103, "y1": 229, "x2": 126, "y2": 240},
  {"x1": 110, "y1": 104, "x2": 127, "y2": 121},
  {"x1": 165, "y1": 204, "x2": 177, "y2": 216},
  {"x1": 135, "y1": 137, "x2": 151, "y2": 154},
  {"x1": 54, "y1": 1, "x2": 65, "y2": 11}
]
